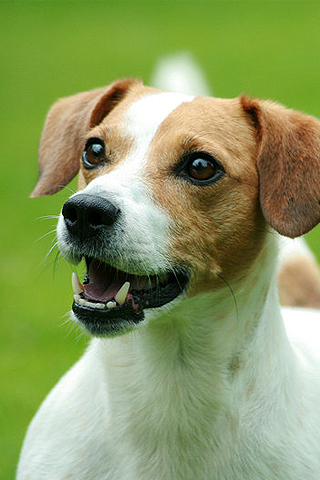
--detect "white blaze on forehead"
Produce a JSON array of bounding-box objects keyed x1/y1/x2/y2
[
  {"x1": 125, "y1": 91, "x2": 194, "y2": 139},
  {"x1": 122, "y1": 91, "x2": 195, "y2": 170}
]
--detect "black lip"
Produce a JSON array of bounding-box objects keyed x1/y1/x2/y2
[
  {"x1": 72, "y1": 300, "x2": 144, "y2": 336},
  {"x1": 72, "y1": 268, "x2": 189, "y2": 336}
]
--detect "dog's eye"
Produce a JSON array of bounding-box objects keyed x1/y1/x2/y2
[
  {"x1": 177, "y1": 152, "x2": 225, "y2": 185},
  {"x1": 82, "y1": 138, "x2": 106, "y2": 169},
  {"x1": 188, "y1": 157, "x2": 218, "y2": 181}
]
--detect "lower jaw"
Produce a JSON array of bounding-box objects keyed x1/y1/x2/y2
[{"x1": 72, "y1": 301, "x2": 145, "y2": 336}]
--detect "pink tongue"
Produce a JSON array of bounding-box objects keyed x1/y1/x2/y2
[
  {"x1": 83, "y1": 281, "x2": 122, "y2": 302},
  {"x1": 83, "y1": 261, "x2": 127, "y2": 302}
]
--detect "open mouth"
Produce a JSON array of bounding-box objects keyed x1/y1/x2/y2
[{"x1": 71, "y1": 257, "x2": 189, "y2": 335}]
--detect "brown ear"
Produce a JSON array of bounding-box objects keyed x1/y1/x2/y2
[
  {"x1": 241, "y1": 96, "x2": 320, "y2": 238},
  {"x1": 31, "y1": 78, "x2": 140, "y2": 197}
]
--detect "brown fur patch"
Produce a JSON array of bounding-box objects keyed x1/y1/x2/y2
[
  {"x1": 89, "y1": 79, "x2": 139, "y2": 128},
  {"x1": 143, "y1": 97, "x2": 267, "y2": 292}
]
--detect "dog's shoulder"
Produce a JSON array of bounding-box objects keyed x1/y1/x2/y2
[{"x1": 17, "y1": 343, "x2": 111, "y2": 479}]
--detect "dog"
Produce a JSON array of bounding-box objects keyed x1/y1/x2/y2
[{"x1": 17, "y1": 59, "x2": 320, "y2": 479}]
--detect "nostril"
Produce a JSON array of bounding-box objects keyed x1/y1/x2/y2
[
  {"x1": 62, "y1": 202, "x2": 80, "y2": 230},
  {"x1": 63, "y1": 205, "x2": 78, "y2": 224}
]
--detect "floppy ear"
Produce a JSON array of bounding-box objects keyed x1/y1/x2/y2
[
  {"x1": 241, "y1": 96, "x2": 320, "y2": 238},
  {"x1": 31, "y1": 78, "x2": 140, "y2": 197}
]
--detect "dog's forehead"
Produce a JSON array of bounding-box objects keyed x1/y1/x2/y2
[
  {"x1": 93, "y1": 90, "x2": 196, "y2": 178},
  {"x1": 119, "y1": 91, "x2": 253, "y2": 157},
  {"x1": 83, "y1": 88, "x2": 256, "y2": 188},
  {"x1": 120, "y1": 92, "x2": 256, "y2": 180},
  {"x1": 123, "y1": 91, "x2": 195, "y2": 143}
]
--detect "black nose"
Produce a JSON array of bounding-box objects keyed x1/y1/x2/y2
[{"x1": 62, "y1": 194, "x2": 120, "y2": 241}]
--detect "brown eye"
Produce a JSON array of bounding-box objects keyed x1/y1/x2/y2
[
  {"x1": 177, "y1": 152, "x2": 225, "y2": 185},
  {"x1": 82, "y1": 138, "x2": 106, "y2": 169},
  {"x1": 188, "y1": 157, "x2": 217, "y2": 181}
]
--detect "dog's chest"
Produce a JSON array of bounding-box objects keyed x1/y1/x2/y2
[
  {"x1": 19, "y1": 331, "x2": 320, "y2": 480},
  {"x1": 46, "y1": 343, "x2": 311, "y2": 480}
]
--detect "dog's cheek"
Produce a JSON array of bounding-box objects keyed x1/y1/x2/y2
[
  {"x1": 154, "y1": 181, "x2": 223, "y2": 281},
  {"x1": 157, "y1": 179, "x2": 267, "y2": 291},
  {"x1": 215, "y1": 188, "x2": 268, "y2": 283}
]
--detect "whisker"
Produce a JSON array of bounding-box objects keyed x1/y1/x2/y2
[
  {"x1": 37, "y1": 215, "x2": 60, "y2": 221},
  {"x1": 60, "y1": 315, "x2": 79, "y2": 340},
  {"x1": 52, "y1": 250, "x2": 62, "y2": 279},
  {"x1": 62, "y1": 185, "x2": 77, "y2": 196},
  {"x1": 36, "y1": 229, "x2": 57, "y2": 243},
  {"x1": 216, "y1": 272, "x2": 239, "y2": 322},
  {"x1": 171, "y1": 265, "x2": 185, "y2": 291},
  {"x1": 60, "y1": 312, "x2": 87, "y2": 343},
  {"x1": 45, "y1": 241, "x2": 59, "y2": 260}
]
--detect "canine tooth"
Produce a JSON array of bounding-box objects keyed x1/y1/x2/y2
[
  {"x1": 106, "y1": 301, "x2": 117, "y2": 309},
  {"x1": 114, "y1": 281, "x2": 130, "y2": 306},
  {"x1": 72, "y1": 272, "x2": 84, "y2": 295},
  {"x1": 74, "y1": 294, "x2": 81, "y2": 303}
]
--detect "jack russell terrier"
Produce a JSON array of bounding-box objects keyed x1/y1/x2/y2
[{"x1": 18, "y1": 61, "x2": 320, "y2": 479}]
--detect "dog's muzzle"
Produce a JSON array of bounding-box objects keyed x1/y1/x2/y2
[{"x1": 61, "y1": 194, "x2": 189, "y2": 335}]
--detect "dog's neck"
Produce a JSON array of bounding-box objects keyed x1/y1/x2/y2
[{"x1": 92, "y1": 235, "x2": 296, "y2": 475}]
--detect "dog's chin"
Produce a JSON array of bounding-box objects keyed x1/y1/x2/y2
[
  {"x1": 72, "y1": 301, "x2": 145, "y2": 336},
  {"x1": 71, "y1": 256, "x2": 189, "y2": 336}
]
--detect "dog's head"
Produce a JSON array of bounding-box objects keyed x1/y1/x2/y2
[{"x1": 32, "y1": 79, "x2": 320, "y2": 335}]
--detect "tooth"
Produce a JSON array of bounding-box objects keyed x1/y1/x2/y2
[
  {"x1": 74, "y1": 294, "x2": 105, "y2": 310},
  {"x1": 74, "y1": 294, "x2": 81, "y2": 303},
  {"x1": 95, "y1": 303, "x2": 105, "y2": 309},
  {"x1": 106, "y1": 301, "x2": 117, "y2": 309},
  {"x1": 114, "y1": 281, "x2": 130, "y2": 306},
  {"x1": 72, "y1": 272, "x2": 84, "y2": 295}
]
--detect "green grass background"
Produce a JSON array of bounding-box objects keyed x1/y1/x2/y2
[{"x1": 1, "y1": 0, "x2": 320, "y2": 477}]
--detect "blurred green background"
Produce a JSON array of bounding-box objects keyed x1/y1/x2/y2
[{"x1": 1, "y1": 0, "x2": 320, "y2": 477}]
